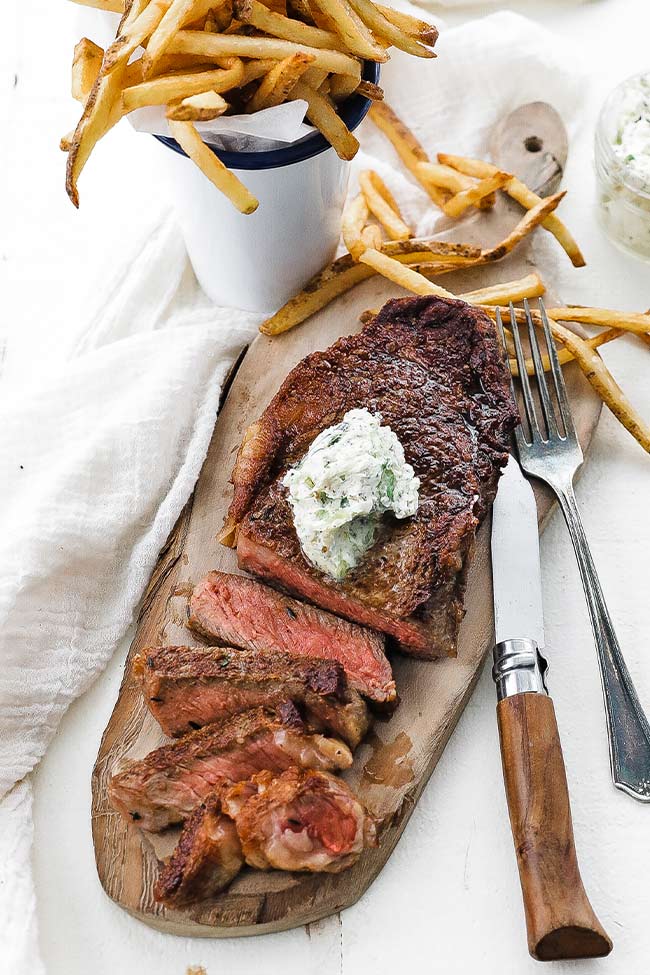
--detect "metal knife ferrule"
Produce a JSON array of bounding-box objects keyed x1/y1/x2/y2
[{"x1": 492, "y1": 638, "x2": 549, "y2": 701}]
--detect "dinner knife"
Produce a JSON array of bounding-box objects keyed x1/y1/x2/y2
[{"x1": 491, "y1": 456, "x2": 612, "y2": 961}]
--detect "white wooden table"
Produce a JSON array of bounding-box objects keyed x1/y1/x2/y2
[{"x1": 4, "y1": 1, "x2": 650, "y2": 972}]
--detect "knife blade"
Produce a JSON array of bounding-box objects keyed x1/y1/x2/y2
[
  {"x1": 492, "y1": 455, "x2": 545, "y2": 650},
  {"x1": 490, "y1": 455, "x2": 611, "y2": 961}
]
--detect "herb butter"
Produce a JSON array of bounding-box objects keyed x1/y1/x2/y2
[
  {"x1": 283, "y1": 408, "x2": 420, "y2": 581},
  {"x1": 611, "y1": 73, "x2": 650, "y2": 187},
  {"x1": 595, "y1": 72, "x2": 650, "y2": 261}
]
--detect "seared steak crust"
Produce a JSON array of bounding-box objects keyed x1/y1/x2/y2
[
  {"x1": 135, "y1": 644, "x2": 370, "y2": 748},
  {"x1": 154, "y1": 793, "x2": 244, "y2": 907},
  {"x1": 108, "y1": 704, "x2": 352, "y2": 832},
  {"x1": 223, "y1": 297, "x2": 517, "y2": 657},
  {"x1": 188, "y1": 571, "x2": 396, "y2": 706}
]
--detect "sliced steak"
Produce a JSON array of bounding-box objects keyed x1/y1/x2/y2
[
  {"x1": 135, "y1": 644, "x2": 370, "y2": 748},
  {"x1": 221, "y1": 296, "x2": 517, "y2": 657},
  {"x1": 154, "y1": 793, "x2": 243, "y2": 907},
  {"x1": 224, "y1": 768, "x2": 377, "y2": 874},
  {"x1": 108, "y1": 704, "x2": 352, "y2": 832},
  {"x1": 188, "y1": 571, "x2": 395, "y2": 706}
]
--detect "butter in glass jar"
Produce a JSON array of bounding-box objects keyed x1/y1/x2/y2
[{"x1": 595, "y1": 72, "x2": 650, "y2": 262}]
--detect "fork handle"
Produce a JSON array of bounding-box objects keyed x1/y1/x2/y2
[
  {"x1": 497, "y1": 693, "x2": 612, "y2": 960},
  {"x1": 557, "y1": 482, "x2": 650, "y2": 801}
]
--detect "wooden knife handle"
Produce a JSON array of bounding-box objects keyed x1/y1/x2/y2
[{"x1": 497, "y1": 693, "x2": 612, "y2": 961}]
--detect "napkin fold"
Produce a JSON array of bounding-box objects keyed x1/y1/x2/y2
[{"x1": 0, "y1": 11, "x2": 587, "y2": 973}]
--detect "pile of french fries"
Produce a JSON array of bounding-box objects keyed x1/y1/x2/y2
[
  {"x1": 260, "y1": 100, "x2": 650, "y2": 454},
  {"x1": 64, "y1": 0, "x2": 438, "y2": 211}
]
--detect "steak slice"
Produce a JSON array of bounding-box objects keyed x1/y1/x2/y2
[
  {"x1": 154, "y1": 793, "x2": 243, "y2": 907},
  {"x1": 188, "y1": 571, "x2": 396, "y2": 706},
  {"x1": 135, "y1": 644, "x2": 370, "y2": 748},
  {"x1": 221, "y1": 296, "x2": 517, "y2": 658},
  {"x1": 224, "y1": 768, "x2": 377, "y2": 874},
  {"x1": 107, "y1": 704, "x2": 352, "y2": 832}
]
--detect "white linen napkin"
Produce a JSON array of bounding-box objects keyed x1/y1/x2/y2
[{"x1": 0, "y1": 11, "x2": 587, "y2": 973}]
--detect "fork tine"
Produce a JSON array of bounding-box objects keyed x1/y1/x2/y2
[
  {"x1": 523, "y1": 298, "x2": 558, "y2": 439},
  {"x1": 509, "y1": 302, "x2": 541, "y2": 442},
  {"x1": 539, "y1": 298, "x2": 577, "y2": 440}
]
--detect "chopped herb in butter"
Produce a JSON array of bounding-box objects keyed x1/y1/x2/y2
[
  {"x1": 283, "y1": 408, "x2": 420, "y2": 581},
  {"x1": 612, "y1": 73, "x2": 650, "y2": 186}
]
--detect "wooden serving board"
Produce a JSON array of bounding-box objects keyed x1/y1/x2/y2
[{"x1": 91, "y1": 226, "x2": 601, "y2": 937}]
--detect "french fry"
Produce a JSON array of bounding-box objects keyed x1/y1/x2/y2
[
  {"x1": 442, "y1": 171, "x2": 511, "y2": 218},
  {"x1": 309, "y1": 0, "x2": 389, "y2": 61},
  {"x1": 361, "y1": 224, "x2": 383, "y2": 250},
  {"x1": 436, "y1": 153, "x2": 496, "y2": 179},
  {"x1": 69, "y1": 0, "x2": 125, "y2": 10},
  {"x1": 415, "y1": 161, "x2": 474, "y2": 194},
  {"x1": 329, "y1": 72, "x2": 360, "y2": 102},
  {"x1": 510, "y1": 328, "x2": 623, "y2": 377},
  {"x1": 359, "y1": 249, "x2": 456, "y2": 298},
  {"x1": 103, "y1": 0, "x2": 173, "y2": 73},
  {"x1": 438, "y1": 153, "x2": 585, "y2": 267},
  {"x1": 356, "y1": 80, "x2": 383, "y2": 100},
  {"x1": 546, "y1": 306, "x2": 650, "y2": 336},
  {"x1": 247, "y1": 52, "x2": 315, "y2": 112},
  {"x1": 347, "y1": 0, "x2": 435, "y2": 58},
  {"x1": 287, "y1": 0, "x2": 313, "y2": 19},
  {"x1": 261, "y1": 255, "x2": 374, "y2": 334},
  {"x1": 240, "y1": 58, "x2": 277, "y2": 84},
  {"x1": 384, "y1": 238, "x2": 481, "y2": 261},
  {"x1": 203, "y1": 7, "x2": 220, "y2": 30},
  {"x1": 360, "y1": 250, "x2": 546, "y2": 307},
  {"x1": 288, "y1": 80, "x2": 359, "y2": 160},
  {"x1": 341, "y1": 192, "x2": 369, "y2": 258},
  {"x1": 60, "y1": 131, "x2": 74, "y2": 152},
  {"x1": 118, "y1": 0, "x2": 150, "y2": 35},
  {"x1": 169, "y1": 30, "x2": 362, "y2": 77},
  {"x1": 260, "y1": 0, "x2": 288, "y2": 12},
  {"x1": 235, "y1": 0, "x2": 342, "y2": 48},
  {"x1": 168, "y1": 119, "x2": 259, "y2": 212},
  {"x1": 508, "y1": 178, "x2": 585, "y2": 267},
  {"x1": 144, "y1": 0, "x2": 223, "y2": 73},
  {"x1": 463, "y1": 272, "x2": 545, "y2": 305},
  {"x1": 303, "y1": 66, "x2": 330, "y2": 89},
  {"x1": 67, "y1": 0, "x2": 151, "y2": 205},
  {"x1": 72, "y1": 38, "x2": 104, "y2": 103},
  {"x1": 122, "y1": 62, "x2": 244, "y2": 111},
  {"x1": 166, "y1": 89, "x2": 228, "y2": 119},
  {"x1": 481, "y1": 192, "x2": 566, "y2": 261},
  {"x1": 358, "y1": 274, "x2": 548, "y2": 325},
  {"x1": 549, "y1": 318, "x2": 650, "y2": 452},
  {"x1": 260, "y1": 247, "x2": 481, "y2": 336},
  {"x1": 358, "y1": 170, "x2": 411, "y2": 241},
  {"x1": 415, "y1": 160, "x2": 496, "y2": 211},
  {"x1": 375, "y1": 3, "x2": 438, "y2": 45},
  {"x1": 66, "y1": 64, "x2": 126, "y2": 207},
  {"x1": 368, "y1": 103, "x2": 449, "y2": 209},
  {"x1": 363, "y1": 169, "x2": 399, "y2": 214}
]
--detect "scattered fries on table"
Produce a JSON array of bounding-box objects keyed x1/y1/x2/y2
[
  {"x1": 64, "y1": 0, "x2": 439, "y2": 209},
  {"x1": 259, "y1": 98, "x2": 650, "y2": 453},
  {"x1": 63, "y1": 7, "x2": 650, "y2": 454}
]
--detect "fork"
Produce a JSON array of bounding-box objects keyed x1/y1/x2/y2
[{"x1": 496, "y1": 297, "x2": 650, "y2": 802}]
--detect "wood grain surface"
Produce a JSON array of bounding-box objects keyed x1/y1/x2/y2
[
  {"x1": 497, "y1": 694, "x2": 612, "y2": 960},
  {"x1": 91, "y1": 213, "x2": 602, "y2": 938}
]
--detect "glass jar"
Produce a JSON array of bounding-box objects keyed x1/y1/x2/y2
[{"x1": 595, "y1": 72, "x2": 650, "y2": 262}]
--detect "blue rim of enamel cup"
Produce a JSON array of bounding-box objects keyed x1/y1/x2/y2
[{"x1": 154, "y1": 61, "x2": 380, "y2": 170}]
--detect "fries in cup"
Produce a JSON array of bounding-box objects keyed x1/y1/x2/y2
[{"x1": 65, "y1": 0, "x2": 438, "y2": 209}]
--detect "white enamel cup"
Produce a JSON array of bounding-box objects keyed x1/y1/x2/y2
[{"x1": 155, "y1": 64, "x2": 379, "y2": 313}]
